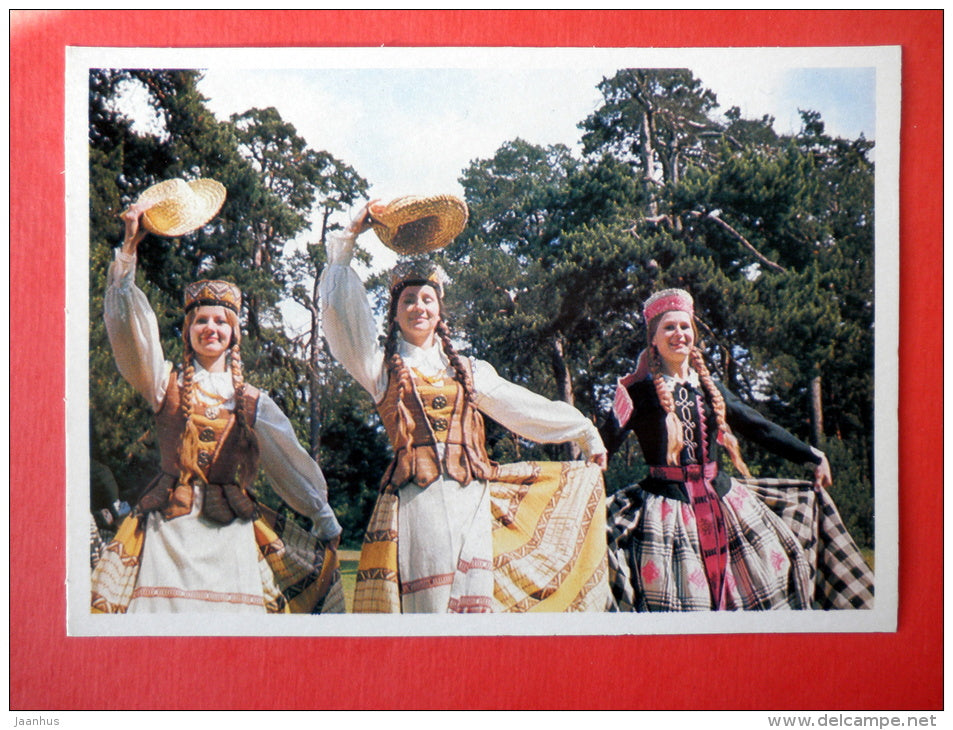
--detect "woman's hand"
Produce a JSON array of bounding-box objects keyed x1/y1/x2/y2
[
  {"x1": 326, "y1": 533, "x2": 341, "y2": 551},
  {"x1": 588, "y1": 452, "x2": 608, "y2": 471},
  {"x1": 813, "y1": 453, "x2": 833, "y2": 490},
  {"x1": 119, "y1": 202, "x2": 151, "y2": 255},
  {"x1": 346, "y1": 199, "x2": 379, "y2": 237}
]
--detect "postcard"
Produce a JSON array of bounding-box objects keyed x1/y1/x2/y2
[{"x1": 66, "y1": 44, "x2": 899, "y2": 638}]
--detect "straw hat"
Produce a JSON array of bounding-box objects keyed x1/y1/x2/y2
[
  {"x1": 135, "y1": 178, "x2": 227, "y2": 237},
  {"x1": 367, "y1": 195, "x2": 468, "y2": 255}
]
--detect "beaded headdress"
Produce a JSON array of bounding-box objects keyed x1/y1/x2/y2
[
  {"x1": 389, "y1": 259, "x2": 447, "y2": 298},
  {"x1": 642, "y1": 288, "x2": 694, "y2": 324},
  {"x1": 184, "y1": 279, "x2": 242, "y2": 314}
]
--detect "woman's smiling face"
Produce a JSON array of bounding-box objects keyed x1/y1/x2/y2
[
  {"x1": 395, "y1": 284, "x2": 441, "y2": 348},
  {"x1": 651, "y1": 310, "x2": 695, "y2": 372},
  {"x1": 188, "y1": 305, "x2": 233, "y2": 369}
]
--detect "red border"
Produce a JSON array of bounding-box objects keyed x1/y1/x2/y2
[{"x1": 10, "y1": 10, "x2": 942, "y2": 710}]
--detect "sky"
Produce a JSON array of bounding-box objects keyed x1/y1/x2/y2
[
  {"x1": 194, "y1": 57, "x2": 877, "y2": 208},
  {"x1": 106, "y1": 45, "x2": 886, "y2": 334}
]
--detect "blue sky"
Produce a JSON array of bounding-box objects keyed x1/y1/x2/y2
[
  {"x1": 177, "y1": 47, "x2": 885, "y2": 331},
  {"x1": 777, "y1": 66, "x2": 876, "y2": 139},
  {"x1": 194, "y1": 53, "x2": 878, "y2": 209}
]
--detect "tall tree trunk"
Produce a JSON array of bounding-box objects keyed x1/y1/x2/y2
[
  {"x1": 245, "y1": 292, "x2": 261, "y2": 340},
  {"x1": 810, "y1": 374, "x2": 824, "y2": 446},
  {"x1": 306, "y1": 215, "x2": 335, "y2": 460},
  {"x1": 639, "y1": 107, "x2": 659, "y2": 218},
  {"x1": 551, "y1": 333, "x2": 581, "y2": 459},
  {"x1": 551, "y1": 333, "x2": 574, "y2": 405}
]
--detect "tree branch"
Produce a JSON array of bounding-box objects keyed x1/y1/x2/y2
[{"x1": 697, "y1": 210, "x2": 788, "y2": 273}]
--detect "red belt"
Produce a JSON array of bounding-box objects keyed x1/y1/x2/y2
[{"x1": 650, "y1": 462, "x2": 718, "y2": 481}]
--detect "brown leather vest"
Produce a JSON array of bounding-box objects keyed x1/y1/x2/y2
[
  {"x1": 375, "y1": 361, "x2": 498, "y2": 492},
  {"x1": 137, "y1": 372, "x2": 261, "y2": 524}
]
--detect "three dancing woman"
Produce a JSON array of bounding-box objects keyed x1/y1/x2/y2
[{"x1": 92, "y1": 183, "x2": 874, "y2": 615}]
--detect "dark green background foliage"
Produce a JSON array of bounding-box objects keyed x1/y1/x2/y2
[{"x1": 89, "y1": 68, "x2": 876, "y2": 549}]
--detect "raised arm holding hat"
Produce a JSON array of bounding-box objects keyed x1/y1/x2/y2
[
  {"x1": 319, "y1": 199, "x2": 610, "y2": 613},
  {"x1": 92, "y1": 184, "x2": 344, "y2": 614}
]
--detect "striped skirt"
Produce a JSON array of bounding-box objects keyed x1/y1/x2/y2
[
  {"x1": 91, "y1": 500, "x2": 345, "y2": 614},
  {"x1": 606, "y1": 477, "x2": 874, "y2": 611},
  {"x1": 353, "y1": 461, "x2": 609, "y2": 613}
]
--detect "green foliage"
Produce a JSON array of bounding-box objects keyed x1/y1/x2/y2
[
  {"x1": 580, "y1": 68, "x2": 719, "y2": 174},
  {"x1": 317, "y1": 392, "x2": 392, "y2": 548},
  {"x1": 446, "y1": 68, "x2": 876, "y2": 549},
  {"x1": 822, "y1": 436, "x2": 874, "y2": 550},
  {"x1": 88, "y1": 69, "x2": 380, "y2": 535},
  {"x1": 88, "y1": 66, "x2": 876, "y2": 553}
]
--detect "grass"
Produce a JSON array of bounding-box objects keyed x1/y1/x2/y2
[{"x1": 338, "y1": 551, "x2": 360, "y2": 613}]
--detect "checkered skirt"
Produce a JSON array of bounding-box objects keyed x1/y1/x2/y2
[{"x1": 606, "y1": 477, "x2": 874, "y2": 611}]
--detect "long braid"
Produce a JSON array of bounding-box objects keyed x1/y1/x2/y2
[
  {"x1": 383, "y1": 313, "x2": 413, "y2": 407},
  {"x1": 383, "y1": 307, "x2": 402, "y2": 373},
  {"x1": 649, "y1": 346, "x2": 685, "y2": 466},
  {"x1": 177, "y1": 347, "x2": 203, "y2": 487},
  {"x1": 690, "y1": 347, "x2": 751, "y2": 477},
  {"x1": 229, "y1": 343, "x2": 246, "y2": 420},
  {"x1": 435, "y1": 319, "x2": 475, "y2": 401}
]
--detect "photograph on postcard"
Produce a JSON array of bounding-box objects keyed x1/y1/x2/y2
[{"x1": 66, "y1": 45, "x2": 898, "y2": 637}]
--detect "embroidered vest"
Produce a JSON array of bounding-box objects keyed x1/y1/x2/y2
[
  {"x1": 375, "y1": 361, "x2": 498, "y2": 492},
  {"x1": 137, "y1": 372, "x2": 261, "y2": 525}
]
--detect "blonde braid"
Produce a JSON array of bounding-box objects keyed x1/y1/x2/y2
[
  {"x1": 176, "y1": 349, "x2": 203, "y2": 486},
  {"x1": 229, "y1": 343, "x2": 246, "y2": 421},
  {"x1": 650, "y1": 347, "x2": 684, "y2": 466},
  {"x1": 690, "y1": 347, "x2": 750, "y2": 477}
]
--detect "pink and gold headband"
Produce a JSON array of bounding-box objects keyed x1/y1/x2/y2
[{"x1": 642, "y1": 288, "x2": 694, "y2": 323}]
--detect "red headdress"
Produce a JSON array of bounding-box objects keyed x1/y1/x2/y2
[{"x1": 642, "y1": 288, "x2": 694, "y2": 324}]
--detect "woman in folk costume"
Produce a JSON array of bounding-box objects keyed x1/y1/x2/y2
[
  {"x1": 601, "y1": 288, "x2": 874, "y2": 612},
  {"x1": 92, "y1": 179, "x2": 343, "y2": 614},
  {"x1": 319, "y1": 197, "x2": 610, "y2": 613}
]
